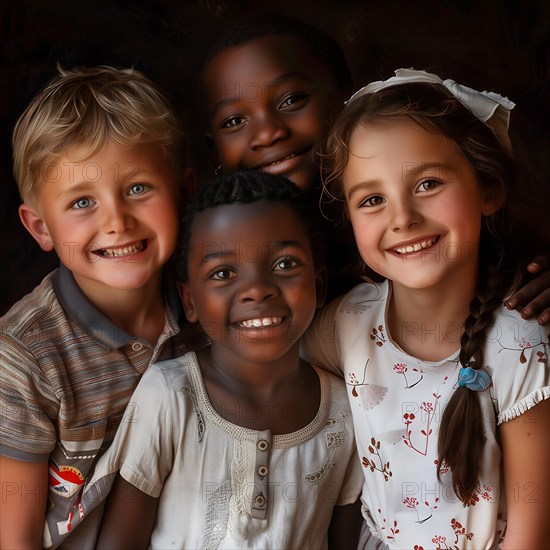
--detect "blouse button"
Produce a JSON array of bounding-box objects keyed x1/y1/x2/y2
[
  {"x1": 257, "y1": 465, "x2": 269, "y2": 477},
  {"x1": 257, "y1": 439, "x2": 269, "y2": 451},
  {"x1": 254, "y1": 494, "x2": 266, "y2": 507},
  {"x1": 131, "y1": 342, "x2": 143, "y2": 351}
]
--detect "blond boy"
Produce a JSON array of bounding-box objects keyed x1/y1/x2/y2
[{"x1": 0, "y1": 66, "x2": 205, "y2": 548}]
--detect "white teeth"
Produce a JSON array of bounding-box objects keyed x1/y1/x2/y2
[
  {"x1": 100, "y1": 241, "x2": 144, "y2": 257},
  {"x1": 239, "y1": 317, "x2": 283, "y2": 328},
  {"x1": 394, "y1": 238, "x2": 436, "y2": 255},
  {"x1": 270, "y1": 154, "x2": 295, "y2": 166}
]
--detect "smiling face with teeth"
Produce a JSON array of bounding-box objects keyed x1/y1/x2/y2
[
  {"x1": 205, "y1": 34, "x2": 342, "y2": 190},
  {"x1": 181, "y1": 200, "x2": 320, "y2": 367},
  {"x1": 343, "y1": 121, "x2": 500, "y2": 294},
  {"x1": 19, "y1": 140, "x2": 180, "y2": 302}
]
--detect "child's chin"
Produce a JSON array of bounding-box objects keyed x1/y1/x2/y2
[{"x1": 285, "y1": 170, "x2": 315, "y2": 191}]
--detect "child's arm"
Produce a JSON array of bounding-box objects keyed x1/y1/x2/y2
[
  {"x1": 0, "y1": 457, "x2": 48, "y2": 549},
  {"x1": 96, "y1": 473, "x2": 158, "y2": 550},
  {"x1": 327, "y1": 499, "x2": 363, "y2": 550},
  {"x1": 499, "y1": 398, "x2": 550, "y2": 548},
  {"x1": 507, "y1": 255, "x2": 550, "y2": 324}
]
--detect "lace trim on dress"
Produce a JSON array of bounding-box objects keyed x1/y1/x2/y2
[
  {"x1": 183, "y1": 384, "x2": 205, "y2": 441},
  {"x1": 186, "y1": 353, "x2": 333, "y2": 447},
  {"x1": 201, "y1": 479, "x2": 231, "y2": 550},
  {"x1": 303, "y1": 410, "x2": 351, "y2": 485},
  {"x1": 231, "y1": 439, "x2": 246, "y2": 516}
]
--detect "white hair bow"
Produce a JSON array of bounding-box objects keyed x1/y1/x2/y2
[{"x1": 346, "y1": 68, "x2": 515, "y2": 150}]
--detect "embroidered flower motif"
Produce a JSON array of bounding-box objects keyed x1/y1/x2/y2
[
  {"x1": 362, "y1": 437, "x2": 392, "y2": 481},
  {"x1": 421, "y1": 401, "x2": 434, "y2": 413},
  {"x1": 518, "y1": 338, "x2": 533, "y2": 349},
  {"x1": 370, "y1": 325, "x2": 386, "y2": 347},
  {"x1": 467, "y1": 481, "x2": 494, "y2": 506},
  {"x1": 403, "y1": 497, "x2": 418, "y2": 509},
  {"x1": 434, "y1": 459, "x2": 450, "y2": 475},
  {"x1": 393, "y1": 363, "x2": 407, "y2": 374},
  {"x1": 493, "y1": 326, "x2": 547, "y2": 364},
  {"x1": 377, "y1": 510, "x2": 400, "y2": 541},
  {"x1": 394, "y1": 363, "x2": 424, "y2": 388},
  {"x1": 451, "y1": 518, "x2": 474, "y2": 541}
]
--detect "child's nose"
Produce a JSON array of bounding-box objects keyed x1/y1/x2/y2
[
  {"x1": 249, "y1": 114, "x2": 290, "y2": 149},
  {"x1": 102, "y1": 201, "x2": 136, "y2": 234},
  {"x1": 238, "y1": 275, "x2": 280, "y2": 303},
  {"x1": 390, "y1": 199, "x2": 422, "y2": 232}
]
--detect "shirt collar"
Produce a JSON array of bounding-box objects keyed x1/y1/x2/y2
[{"x1": 53, "y1": 264, "x2": 183, "y2": 350}]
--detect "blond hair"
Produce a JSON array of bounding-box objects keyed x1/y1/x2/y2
[{"x1": 13, "y1": 65, "x2": 183, "y2": 203}]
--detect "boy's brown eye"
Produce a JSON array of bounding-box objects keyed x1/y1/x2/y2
[
  {"x1": 222, "y1": 116, "x2": 245, "y2": 128},
  {"x1": 275, "y1": 258, "x2": 296, "y2": 270},
  {"x1": 280, "y1": 93, "x2": 308, "y2": 109},
  {"x1": 210, "y1": 268, "x2": 235, "y2": 280}
]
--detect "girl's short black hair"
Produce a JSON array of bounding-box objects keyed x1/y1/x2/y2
[
  {"x1": 176, "y1": 170, "x2": 324, "y2": 281},
  {"x1": 204, "y1": 14, "x2": 352, "y2": 94}
]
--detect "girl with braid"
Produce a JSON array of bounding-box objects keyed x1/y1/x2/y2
[{"x1": 302, "y1": 69, "x2": 550, "y2": 549}]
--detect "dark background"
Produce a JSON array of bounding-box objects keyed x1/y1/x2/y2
[{"x1": 1, "y1": 0, "x2": 549, "y2": 315}]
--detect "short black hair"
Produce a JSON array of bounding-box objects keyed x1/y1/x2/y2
[
  {"x1": 176, "y1": 170, "x2": 324, "y2": 281},
  {"x1": 204, "y1": 14, "x2": 352, "y2": 94}
]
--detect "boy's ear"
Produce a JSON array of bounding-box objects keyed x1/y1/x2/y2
[
  {"x1": 18, "y1": 203, "x2": 55, "y2": 251},
  {"x1": 315, "y1": 266, "x2": 328, "y2": 309},
  {"x1": 177, "y1": 281, "x2": 199, "y2": 323},
  {"x1": 180, "y1": 166, "x2": 197, "y2": 209}
]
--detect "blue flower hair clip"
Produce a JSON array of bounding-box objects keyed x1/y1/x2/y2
[{"x1": 457, "y1": 366, "x2": 492, "y2": 392}]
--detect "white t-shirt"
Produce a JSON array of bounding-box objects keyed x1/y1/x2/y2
[
  {"x1": 81, "y1": 351, "x2": 363, "y2": 549},
  {"x1": 301, "y1": 281, "x2": 549, "y2": 550}
]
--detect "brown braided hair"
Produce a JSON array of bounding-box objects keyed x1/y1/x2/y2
[{"x1": 320, "y1": 82, "x2": 547, "y2": 504}]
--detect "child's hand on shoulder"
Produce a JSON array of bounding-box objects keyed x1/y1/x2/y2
[{"x1": 506, "y1": 254, "x2": 550, "y2": 324}]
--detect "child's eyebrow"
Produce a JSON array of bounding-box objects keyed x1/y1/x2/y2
[
  {"x1": 209, "y1": 72, "x2": 315, "y2": 118},
  {"x1": 346, "y1": 180, "x2": 379, "y2": 201},
  {"x1": 200, "y1": 240, "x2": 306, "y2": 263},
  {"x1": 268, "y1": 239, "x2": 306, "y2": 252},
  {"x1": 56, "y1": 181, "x2": 94, "y2": 198},
  {"x1": 347, "y1": 161, "x2": 460, "y2": 199},
  {"x1": 201, "y1": 250, "x2": 236, "y2": 263},
  {"x1": 401, "y1": 161, "x2": 458, "y2": 179},
  {"x1": 265, "y1": 71, "x2": 315, "y2": 87}
]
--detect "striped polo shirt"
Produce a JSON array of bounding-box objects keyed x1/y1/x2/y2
[{"x1": 0, "y1": 265, "x2": 208, "y2": 548}]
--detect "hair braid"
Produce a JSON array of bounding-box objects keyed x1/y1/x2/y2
[{"x1": 438, "y1": 229, "x2": 517, "y2": 503}]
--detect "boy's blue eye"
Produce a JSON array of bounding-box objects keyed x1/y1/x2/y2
[
  {"x1": 72, "y1": 197, "x2": 94, "y2": 209},
  {"x1": 128, "y1": 183, "x2": 148, "y2": 195}
]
